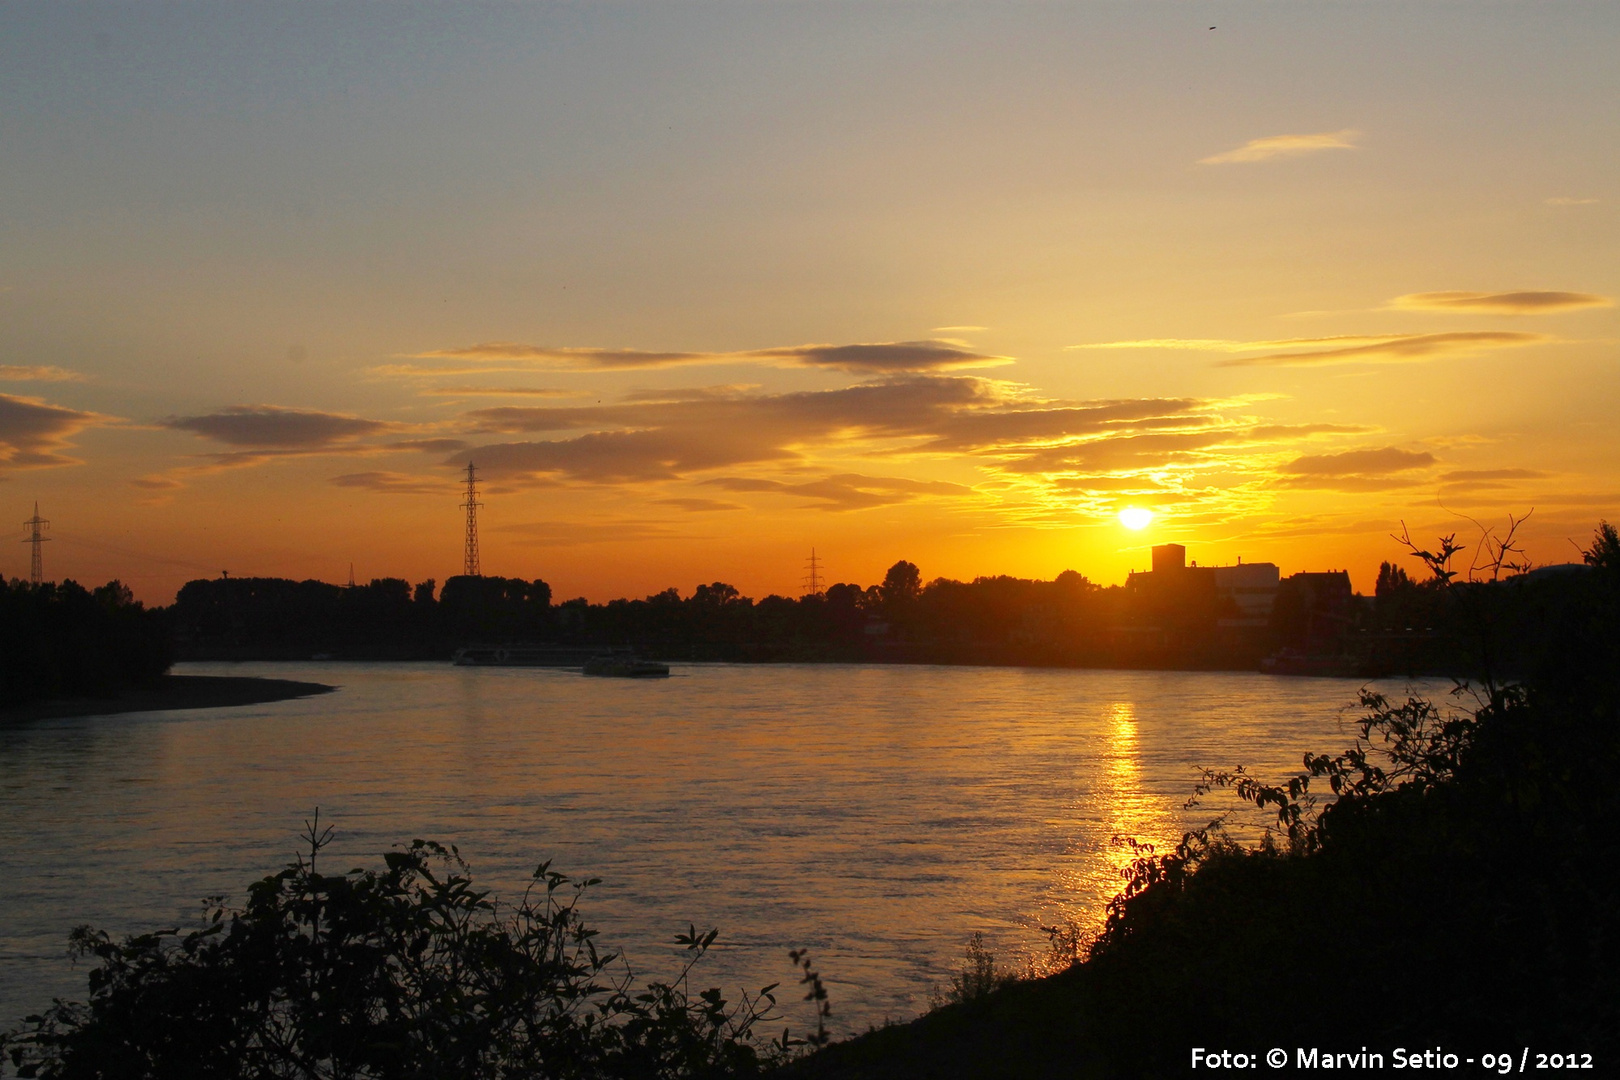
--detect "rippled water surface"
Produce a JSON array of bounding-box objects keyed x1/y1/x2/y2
[{"x1": 0, "y1": 661, "x2": 1441, "y2": 1034}]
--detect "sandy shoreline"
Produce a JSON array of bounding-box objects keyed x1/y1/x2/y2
[{"x1": 1, "y1": 675, "x2": 336, "y2": 724}]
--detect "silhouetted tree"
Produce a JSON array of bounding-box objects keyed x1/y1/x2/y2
[{"x1": 880, "y1": 561, "x2": 922, "y2": 608}]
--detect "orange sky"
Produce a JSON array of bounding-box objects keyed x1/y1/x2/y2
[{"x1": 3, "y1": 3, "x2": 1617, "y2": 603}]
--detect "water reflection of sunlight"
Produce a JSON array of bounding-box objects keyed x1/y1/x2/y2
[{"x1": 1047, "y1": 702, "x2": 1182, "y2": 955}]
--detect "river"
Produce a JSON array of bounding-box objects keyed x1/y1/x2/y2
[{"x1": 0, "y1": 661, "x2": 1445, "y2": 1036}]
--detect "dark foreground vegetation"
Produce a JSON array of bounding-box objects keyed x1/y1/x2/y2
[
  {"x1": 1, "y1": 822, "x2": 809, "y2": 1079},
  {"x1": 6, "y1": 522, "x2": 1617, "y2": 1077},
  {"x1": 0, "y1": 579, "x2": 171, "y2": 707}
]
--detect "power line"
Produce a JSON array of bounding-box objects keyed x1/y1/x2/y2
[
  {"x1": 461, "y1": 462, "x2": 482, "y2": 577},
  {"x1": 21, "y1": 503, "x2": 50, "y2": 585}
]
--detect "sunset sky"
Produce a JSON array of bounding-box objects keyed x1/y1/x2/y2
[{"x1": 3, "y1": 2, "x2": 1616, "y2": 603}]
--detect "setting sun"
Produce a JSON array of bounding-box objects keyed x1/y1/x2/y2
[{"x1": 1118, "y1": 508, "x2": 1154, "y2": 531}]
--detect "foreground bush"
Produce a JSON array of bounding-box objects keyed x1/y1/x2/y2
[{"x1": 1, "y1": 825, "x2": 793, "y2": 1079}]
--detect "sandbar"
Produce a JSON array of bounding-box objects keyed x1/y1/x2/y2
[{"x1": 1, "y1": 675, "x2": 336, "y2": 724}]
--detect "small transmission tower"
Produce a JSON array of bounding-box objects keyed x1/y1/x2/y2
[
  {"x1": 802, "y1": 547, "x2": 824, "y2": 597},
  {"x1": 461, "y1": 463, "x2": 483, "y2": 577},
  {"x1": 21, "y1": 502, "x2": 50, "y2": 585}
]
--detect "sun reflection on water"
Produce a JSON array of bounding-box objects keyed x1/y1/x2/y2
[{"x1": 1043, "y1": 702, "x2": 1182, "y2": 963}]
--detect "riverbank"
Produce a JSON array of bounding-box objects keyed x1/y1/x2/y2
[{"x1": 0, "y1": 675, "x2": 335, "y2": 724}]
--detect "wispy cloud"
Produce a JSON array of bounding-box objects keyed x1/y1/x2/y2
[
  {"x1": 164, "y1": 405, "x2": 393, "y2": 448},
  {"x1": 494, "y1": 519, "x2": 696, "y2": 547},
  {"x1": 0, "y1": 393, "x2": 107, "y2": 469},
  {"x1": 452, "y1": 380, "x2": 1241, "y2": 484},
  {"x1": 1199, "y1": 129, "x2": 1359, "y2": 165},
  {"x1": 129, "y1": 475, "x2": 183, "y2": 490},
  {"x1": 387, "y1": 438, "x2": 470, "y2": 453},
  {"x1": 1439, "y1": 468, "x2": 1549, "y2": 483},
  {"x1": 406, "y1": 339, "x2": 1012, "y2": 375},
  {"x1": 704, "y1": 472, "x2": 973, "y2": 512},
  {"x1": 1545, "y1": 196, "x2": 1599, "y2": 206},
  {"x1": 1437, "y1": 467, "x2": 1552, "y2": 493},
  {"x1": 1071, "y1": 332, "x2": 1548, "y2": 367},
  {"x1": 656, "y1": 497, "x2": 746, "y2": 513},
  {"x1": 442, "y1": 373, "x2": 1377, "y2": 534},
  {"x1": 1282, "y1": 447, "x2": 1436, "y2": 476},
  {"x1": 1214, "y1": 331, "x2": 1547, "y2": 367},
  {"x1": 329, "y1": 471, "x2": 450, "y2": 496},
  {"x1": 1276, "y1": 446, "x2": 1436, "y2": 490},
  {"x1": 0, "y1": 365, "x2": 87, "y2": 383},
  {"x1": 1069, "y1": 335, "x2": 1400, "y2": 353},
  {"x1": 1390, "y1": 291, "x2": 1612, "y2": 314},
  {"x1": 423, "y1": 386, "x2": 582, "y2": 398}
]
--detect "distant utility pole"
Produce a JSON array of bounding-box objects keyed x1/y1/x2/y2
[
  {"x1": 461, "y1": 462, "x2": 482, "y2": 577},
  {"x1": 21, "y1": 502, "x2": 50, "y2": 585},
  {"x1": 802, "y1": 547, "x2": 824, "y2": 597}
]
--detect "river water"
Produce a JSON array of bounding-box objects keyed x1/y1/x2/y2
[{"x1": 0, "y1": 661, "x2": 1443, "y2": 1036}]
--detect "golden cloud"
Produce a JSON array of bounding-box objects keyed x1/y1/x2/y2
[
  {"x1": 1437, "y1": 468, "x2": 1552, "y2": 493},
  {"x1": 165, "y1": 405, "x2": 393, "y2": 448},
  {"x1": 129, "y1": 475, "x2": 183, "y2": 490},
  {"x1": 387, "y1": 438, "x2": 471, "y2": 453},
  {"x1": 0, "y1": 365, "x2": 87, "y2": 382},
  {"x1": 423, "y1": 386, "x2": 582, "y2": 397},
  {"x1": 493, "y1": 519, "x2": 697, "y2": 547},
  {"x1": 329, "y1": 472, "x2": 451, "y2": 496},
  {"x1": 704, "y1": 472, "x2": 974, "y2": 512},
  {"x1": 1215, "y1": 332, "x2": 1548, "y2": 368},
  {"x1": 1282, "y1": 447, "x2": 1436, "y2": 476},
  {"x1": 657, "y1": 497, "x2": 746, "y2": 513},
  {"x1": 407, "y1": 339, "x2": 1012, "y2": 374},
  {"x1": 1198, "y1": 129, "x2": 1359, "y2": 165},
  {"x1": 1069, "y1": 335, "x2": 1400, "y2": 353},
  {"x1": 1072, "y1": 332, "x2": 1548, "y2": 367},
  {"x1": 0, "y1": 392, "x2": 107, "y2": 470},
  {"x1": 1276, "y1": 446, "x2": 1437, "y2": 490},
  {"x1": 1390, "y1": 291, "x2": 1612, "y2": 314},
  {"x1": 444, "y1": 375, "x2": 1370, "y2": 519},
  {"x1": 454, "y1": 381, "x2": 1236, "y2": 484}
]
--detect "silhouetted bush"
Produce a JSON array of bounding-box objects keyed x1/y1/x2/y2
[{"x1": 1, "y1": 823, "x2": 793, "y2": 1079}]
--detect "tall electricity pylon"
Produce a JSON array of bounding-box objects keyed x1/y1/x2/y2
[
  {"x1": 21, "y1": 503, "x2": 50, "y2": 585},
  {"x1": 802, "y1": 547, "x2": 824, "y2": 597},
  {"x1": 461, "y1": 463, "x2": 482, "y2": 577}
]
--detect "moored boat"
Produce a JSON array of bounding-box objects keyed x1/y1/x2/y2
[
  {"x1": 582, "y1": 654, "x2": 670, "y2": 678},
  {"x1": 452, "y1": 644, "x2": 600, "y2": 667}
]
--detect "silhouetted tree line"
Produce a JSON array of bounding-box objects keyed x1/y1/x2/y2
[
  {"x1": 0, "y1": 579, "x2": 172, "y2": 708},
  {"x1": 165, "y1": 550, "x2": 1592, "y2": 677},
  {"x1": 164, "y1": 546, "x2": 1604, "y2": 674},
  {"x1": 167, "y1": 575, "x2": 549, "y2": 660}
]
